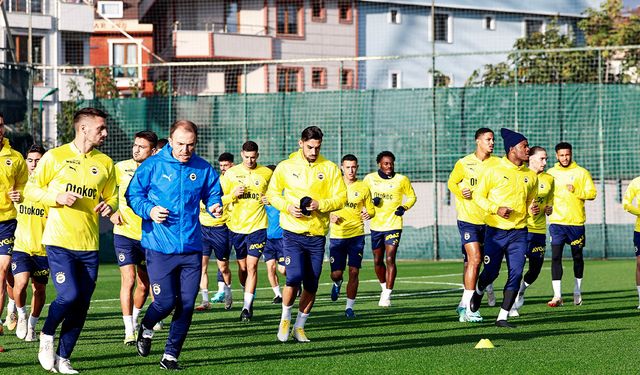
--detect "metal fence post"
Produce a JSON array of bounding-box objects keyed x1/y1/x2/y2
[
  {"x1": 597, "y1": 49, "x2": 607, "y2": 258},
  {"x1": 514, "y1": 52, "x2": 519, "y2": 132}
]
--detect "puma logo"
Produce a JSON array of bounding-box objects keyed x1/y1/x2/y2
[{"x1": 161, "y1": 174, "x2": 172, "y2": 182}]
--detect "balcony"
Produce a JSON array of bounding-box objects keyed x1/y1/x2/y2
[
  {"x1": 173, "y1": 30, "x2": 272, "y2": 60},
  {"x1": 58, "y1": 0, "x2": 94, "y2": 33}
]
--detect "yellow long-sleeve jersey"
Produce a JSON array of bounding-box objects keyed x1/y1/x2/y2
[
  {"x1": 527, "y1": 172, "x2": 554, "y2": 234},
  {"x1": 623, "y1": 176, "x2": 640, "y2": 232},
  {"x1": 114, "y1": 159, "x2": 142, "y2": 240},
  {"x1": 266, "y1": 150, "x2": 346, "y2": 236},
  {"x1": 548, "y1": 161, "x2": 596, "y2": 226},
  {"x1": 199, "y1": 201, "x2": 228, "y2": 227},
  {"x1": 447, "y1": 153, "x2": 501, "y2": 225},
  {"x1": 13, "y1": 198, "x2": 47, "y2": 256},
  {"x1": 221, "y1": 164, "x2": 272, "y2": 234},
  {"x1": 473, "y1": 157, "x2": 538, "y2": 230},
  {"x1": 330, "y1": 180, "x2": 375, "y2": 239},
  {"x1": 0, "y1": 138, "x2": 28, "y2": 222},
  {"x1": 25, "y1": 142, "x2": 118, "y2": 251},
  {"x1": 363, "y1": 172, "x2": 417, "y2": 232}
]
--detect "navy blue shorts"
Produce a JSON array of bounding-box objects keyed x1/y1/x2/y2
[
  {"x1": 113, "y1": 234, "x2": 146, "y2": 267},
  {"x1": 0, "y1": 219, "x2": 17, "y2": 256},
  {"x1": 549, "y1": 224, "x2": 585, "y2": 248},
  {"x1": 527, "y1": 232, "x2": 546, "y2": 260},
  {"x1": 457, "y1": 220, "x2": 485, "y2": 262},
  {"x1": 230, "y1": 229, "x2": 266, "y2": 259},
  {"x1": 202, "y1": 225, "x2": 230, "y2": 261},
  {"x1": 480, "y1": 227, "x2": 528, "y2": 291},
  {"x1": 634, "y1": 231, "x2": 640, "y2": 257},
  {"x1": 283, "y1": 230, "x2": 325, "y2": 293},
  {"x1": 263, "y1": 238, "x2": 285, "y2": 266},
  {"x1": 330, "y1": 235, "x2": 365, "y2": 272},
  {"x1": 11, "y1": 251, "x2": 49, "y2": 284},
  {"x1": 371, "y1": 229, "x2": 402, "y2": 250}
]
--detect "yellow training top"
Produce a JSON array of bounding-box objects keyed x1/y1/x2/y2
[
  {"x1": 114, "y1": 159, "x2": 142, "y2": 240},
  {"x1": 623, "y1": 176, "x2": 640, "y2": 232},
  {"x1": 527, "y1": 172, "x2": 554, "y2": 234},
  {"x1": 448, "y1": 153, "x2": 501, "y2": 225},
  {"x1": 547, "y1": 161, "x2": 596, "y2": 226},
  {"x1": 0, "y1": 138, "x2": 28, "y2": 222},
  {"x1": 13, "y1": 197, "x2": 47, "y2": 256},
  {"x1": 473, "y1": 157, "x2": 538, "y2": 230},
  {"x1": 266, "y1": 150, "x2": 346, "y2": 236},
  {"x1": 25, "y1": 142, "x2": 118, "y2": 251},
  {"x1": 221, "y1": 164, "x2": 272, "y2": 234},
  {"x1": 330, "y1": 180, "x2": 375, "y2": 239},
  {"x1": 363, "y1": 171, "x2": 417, "y2": 232}
]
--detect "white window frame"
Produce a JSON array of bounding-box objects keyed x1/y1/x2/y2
[
  {"x1": 483, "y1": 14, "x2": 495, "y2": 31},
  {"x1": 107, "y1": 39, "x2": 143, "y2": 87},
  {"x1": 388, "y1": 70, "x2": 402, "y2": 89},
  {"x1": 97, "y1": 1, "x2": 124, "y2": 19},
  {"x1": 563, "y1": 21, "x2": 575, "y2": 40},
  {"x1": 388, "y1": 7, "x2": 401, "y2": 24},
  {"x1": 522, "y1": 18, "x2": 545, "y2": 38},
  {"x1": 429, "y1": 11, "x2": 453, "y2": 44}
]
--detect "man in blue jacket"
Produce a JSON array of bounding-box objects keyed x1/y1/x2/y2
[{"x1": 126, "y1": 120, "x2": 222, "y2": 370}]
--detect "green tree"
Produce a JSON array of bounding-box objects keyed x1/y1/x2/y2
[{"x1": 56, "y1": 79, "x2": 84, "y2": 145}]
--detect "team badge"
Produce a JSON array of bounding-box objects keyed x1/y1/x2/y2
[
  {"x1": 152, "y1": 283, "x2": 161, "y2": 296},
  {"x1": 11, "y1": 262, "x2": 16, "y2": 271},
  {"x1": 317, "y1": 172, "x2": 324, "y2": 180},
  {"x1": 254, "y1": 179, "x2": 260, "y2": 186},
  {"x1": 189, "y1": 173, "x2": 197, "y2": 181},
  {"x1": 5, "y1": 158, "x2": 12, "y2": 166},
  {"x1": 483, "y1": 255, "x2": 490, "y2": 265},
  {"x1": 285, "y1": 256, "x2": 291, "y2": 266},
  {"x1": 354, "y1": 192, "x2": 359, "y2": 197},
  {"x1": 464, "y1": 232, "x2": 470, "y2": 241},
  {"x1": 55, "y1": 272, "x2": 66, "y2": 284},
  {"x1": 118, "y1": 253, "x2": 125, "y2": 263},
  {"x1": 540, "y1": 184, "x2": 545, "y2": 189},
  {"x1": 90, "y1": 166, "x2": 98, "y2": 175},
  {"x1": 330, "y1": 256, "x2": 335, "y2": 264},
  {"x1": 524, "y1": 177, "x2": 529, "y2": 184}
]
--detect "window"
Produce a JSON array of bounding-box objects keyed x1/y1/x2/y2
[
  {"x1": 389, "y1": 8, "x2": 401, "y2": 24},
  {"x1": 278, "y1": 67, "x2": 303, "y2": 92},
  {"x1": 434, "y1": 13, "x2": 450, "y2": 42},
  {"x1": 225, "y1": 1, "x2": 238, "y2": 33},
  {"x1": 311, "y1": 67, "x2": 326, "y2": 89},
  {"x1": 341, "y1": 69, "x2": 354, "y2": 89},
  {"x1": 338, "y1": 0, "x2": 352, "y2": 24},
  {"x1": 97, "y1": 1, "x2": 123, "y2": 18},
  {"x1": 112, "y1": 43, "x2": 139, "y2": 78},
  {"x1": 483, "y1": 16, "x2": 495, "y2": 30},
  {"x1": 389, "y1": 70, "x2": 401, "y2": 89},
  {"x1": 311, "y1": 0, "x2": 325, "y2": 22},
  {"x1": 8, "y1": 0, "x2": 42, "y2": 13},
  {"x1": 525, "y1": 19, "x2": 544, "y2": 38},
  {"x1": 277, "y1": 1, "x2": 303, "y2": 36},
  {"x1": 64, "y1": 39, "x2": 84, "y2": 65},
  {"x1": 10, "y1": 35, "x2": 43, "y2": 63}
]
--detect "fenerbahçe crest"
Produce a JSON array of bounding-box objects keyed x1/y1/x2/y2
[
  {"x1": 90, "y1": 166, "x2": 99, "y2": 175},
  {"x1": 118, "y1": 252, "x2": 126, "y2": 263},
  {"x1": 5, "y1": 158, "x2": 12, "y2": 166},
  {"x1": 189, "y1": 173, "x2": 197, "y2": 181},
  {"x1": 56, "y1": 272, "x2": 66, "y2": 284},
  {"x1": 483, "y1": 255, "x2": 490, "y2": 265},
  {"x1": 152, "y1": 283, "x2": 161, "y2": 296},
  {"x1": 285, "y1": 256, "x2": 291, "y2": 266},
  {"x1": 317, "y1": 172, "x2": 324, "y2": 180}
]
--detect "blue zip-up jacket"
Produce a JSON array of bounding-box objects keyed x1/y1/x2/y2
[
  {"x1": 266, "y1": 205, "x2": 283, "y2": 240},
  {"x1": 125, "y1": 145, "x2": 222, "y2": 254}
]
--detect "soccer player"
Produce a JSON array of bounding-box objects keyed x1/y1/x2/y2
[
  {"x1": 197, "y1": 152, "x2": 234, "y2": 311},
  {"x1": 363, "y1": 151, "x2": 416, "y2": 307},
  {"x1": 329, "y1": 154, "x2": 374, "y2": 318},
  {"x1": 25, "y1": 107, "x2": 117, "y2": 372},
  {"x1": 447, "y1": 128, "x2": 500, "y2": 322},
  {"x1": 220, "y1": 141, "x2": 272, "y2": 322},
  {"x1": 468, "y1": 128, "x2": 538, "y2": 328},
  {"x1": 547, "y1": 142, "x2": 596, "y2": 307},
  {"x1": 0, "y1": 115, "x2": 28, "y2": 335},
  {"x1": 263, "y1": 165, "x2": 285, "y2": 305},
  {"x1": 623, "y1": 175, "x2": 640, "y2": 308},
  {"x1": 127, "y1": 120, "x2": 222, "y2": 370},
  {"x1": 111, "y1": 131, "x2": 158, "y2": 345},
  {"x1": 268, "y1": 126, "x2": 346, "y2": 342},
  {"x1": 510, "y1": 146, "x2": 554, "y2": 316},
  {"x1": 11, "y1": 144, "x2": 48, "y2": 341}
]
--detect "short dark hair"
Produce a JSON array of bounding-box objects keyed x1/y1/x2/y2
[
  {"x1": 26, "y1": 144, "x2": 46, "y2": 156},
  {"x1": 555, "y1": 142, "x2": 572, "y2": 152},
  {"x1": 529, "y1": 146, "x2": 546, "y2": 156},
  {"x1": 341, "y1": 154, "x2": 358, "y2": 163},
  {"x1": 73, "y1": 107, "x2": 108, "y2": 129},
  {"x1": 157, "y1": 138, "x2": 168, "y2": 149},
  {"x1": 300, "y1": 126, "x2": 323, "y2": 142},
  {"x1": 267, "y1": 164, "x2": 276, "y2": 171},
  {"x1": 169, "y1": 120, "x2": 198, "y2": 138},
  {"x1": 376, "y1": 151, "x2": 395, "y2": 164},
  {"x1": 218, "y1": 152, "x2": 234, "y2": 163},
  {"x1": 475, "y1": 127, "x2": 493, "y2": 139},
  {"x1": 242, "y1": 141, "x2": 259, "y2": 152},
  {"x1": 135, "y1": 131, "x2": 158, "y2": 149}
]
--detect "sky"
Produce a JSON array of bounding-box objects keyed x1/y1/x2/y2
[{"x1": 624, "y1": 0, "x2": 640, "y2": 10}]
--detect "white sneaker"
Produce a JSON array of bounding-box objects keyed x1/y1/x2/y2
[
  {"x1": 573, "y1": 293, "x2": 582, "y2": 306},
  {"x1": 487, "y1": 288, "x2": 496, "y2": 307},
  {"x1": 224, "y1": 291, "x2": 233, "y2": 311},
  {"x1": 513, "y1": 293, "x2": 525, "y2": 310},
  {"x1": 508, "y1": 308, "x2": 520, "y2": 317},
  {"x1": 55, "y1": 355, "x2": 79, "y2": 374},
  {"x1": 25, "y1": 327, "x2": 37, "y2": 342},
  {"x1": 378, "y1": 292, "x2": 391, "y2": 307},
  {"x1": 38, "y1": 333, "x2": 56, "y2": 371},
  {"x1": 153, "y1": 321, "x2": 163, "y2": 331},
  {"x1": 16, "y1": 315, "x2": 28, "y2": 339},
  {"x1": 292, "y1": 327, "x2": 310, "y2": 343},
  {"x1": 277, "y1": 319, "x2": 290, "y2": 342},
  {"x1": 5, "y1": 312, "x2": 17, "y2": 331}
]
